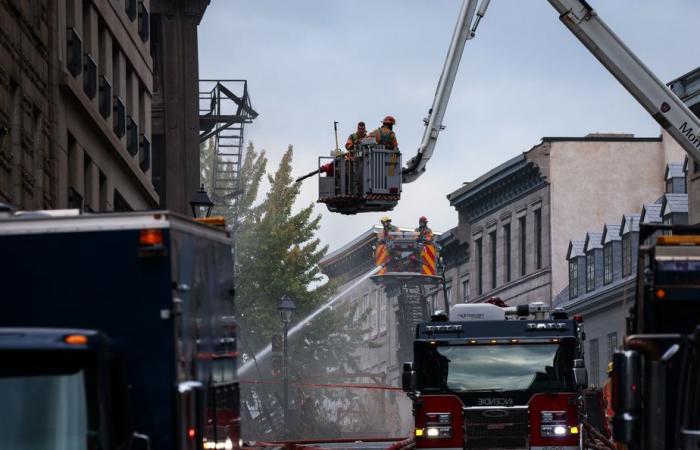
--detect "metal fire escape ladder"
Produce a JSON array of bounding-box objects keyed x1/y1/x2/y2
[{"x1": 199, "y1": 80, "x2": 259, "y2": 221}]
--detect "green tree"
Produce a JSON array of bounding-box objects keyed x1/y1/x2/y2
[{"x1": 234, "y1": 145, "x2": 366, "y2": 440}]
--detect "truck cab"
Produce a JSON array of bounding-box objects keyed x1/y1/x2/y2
[
  {"x1": 0, "y1": 328, "x2": 147, "y2": 450},
  {"x1": 613, "y1": 225, "x2": 700, "y2": 450},
  {"x1": 403, "y1": 302, "x2": 587, "y2": 450}
]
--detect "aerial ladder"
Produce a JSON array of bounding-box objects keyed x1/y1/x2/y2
[{"x1": 303, "y1": 0, "x2": 700, "y2": 215}]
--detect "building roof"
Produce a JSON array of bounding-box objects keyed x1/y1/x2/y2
[
  {"x1": 540, "y1": 134, "x2": 660, "y2": 143},
  {"x1": 620, "y1": 214, "x2": 641, "y2": 235},
  {"x1": 668, "y1": 66, "x2": 700, "y2": 113},
  {"x1": 602, "y1": 224, "x2": 622, "y2": 244},
  {"x1": 567, "y1": 240, "x2": 586, "y2": 259},
  {"x1": 661, "y1": 193, "x2": 689, "y2": 216},
  {"x1": 447, "y1": 154, "x2": 527, "y2": 206},
  {"x1": 665, "y1": 162, "x2": 686, "y2": 180},
  {"x1": 584, "y1": 232, "x2": 603, "y2": 252},
  {"x1": 641, "y1": 203, "x2": 663, "y2": 224},
  {"x1": 319, "y1": 226, "x2": 380, "y2": 269}
]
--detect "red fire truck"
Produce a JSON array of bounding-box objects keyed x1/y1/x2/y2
[{"x1": 402, "y1": 302, "x2": 590, "y2": 450}]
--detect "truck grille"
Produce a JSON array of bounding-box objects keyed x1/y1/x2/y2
[{"x1": 463, "y1": 407, "x2": 528, "y2": 449}]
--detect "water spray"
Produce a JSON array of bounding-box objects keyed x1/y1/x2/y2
[{"x1": 238, "y1": 265, "x2": 381, "y2": 377}]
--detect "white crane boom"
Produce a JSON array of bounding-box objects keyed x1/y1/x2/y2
[
  {"x1": 402, "y1": 0, "x2": 490, "y2": 183},
  {"x1": 548, "y1": 0, "x2": 700, "y2": 162},
  {"x1": 403, "y1": 0, "x2": 700, "y2": 184}
]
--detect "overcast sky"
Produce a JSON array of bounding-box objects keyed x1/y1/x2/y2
[{"x1": 199, "y1": 1, "x2": 699, "y2": 253}]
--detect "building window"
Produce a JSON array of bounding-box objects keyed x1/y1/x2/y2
[
  {"x1": 607, "y1": 332, "x2": 618, "y2": 361},
  {"x1": 519, "y1": 216, "x2": 527, "y2": 276},
  {"x1": 445, "y1": 286, "x2": 452, "y2": 308},
  {"x1": 462, "y1": 279, "x2": 469, "y2": 302},
  {"x1": 622, "y1": 235, "x2": 632, "y2": 277},
  {"x1": 586, "y1": 251, "x2": 595, "y2": 292},
  {"x1": 476, "y1": 238, "x2": 483, "y2": 296},
  {"x1": 569, "y1": 260, "x2": 578, "y2": 299},
  {"x1": 604, "y1": 243, "x2": 613, "y2": 285},
  {"x1": 489, "y1": 230, "x2": 497, "y2": 289},
  {"x1": 534, "y1": 209, "x2": 542, "y2": 269},
  {"x1": 371, "y1": 292, "x2": 378, "y2": 337},
  {"x1": 379, "y1": 291, "x2": 387, "y2": 333},
  {"x1": 503, "y1": 223, "x2": 511, "y2": 282},
  {"x1": 589, "y1": 339, "x2": 600, "y2": 387}
]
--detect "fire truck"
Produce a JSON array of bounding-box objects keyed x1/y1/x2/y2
[
  {"x1": 0, "y1": 210, "x2": 239, "y2": 450},
  {"x1": 300, "y1": 0, "x2": 700, "y2": 215},
  {"x1": 612, "y1": 224, "x2": 700, "y2": 450},
  {"x1": 401, "y1": 302, "x2": 590, "y2": 450}
]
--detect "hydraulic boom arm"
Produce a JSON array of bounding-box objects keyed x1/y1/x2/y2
[
  {"x1": 402, "y1": 0, "x2": 491, "y2": 184},
  {"x1": 548, "y1": 0, "x2": 700, "y2": 162},
  {"x1": 404, "y1": 0, "x2": 700, "y2": 184}
]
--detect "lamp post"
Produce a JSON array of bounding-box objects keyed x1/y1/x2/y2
[
  {"x1": 278, "y1": 294, "x2": 296, "y2": 437},
  {"x1": 189, "y1": 184, "x2": 214, "y2": 218}
]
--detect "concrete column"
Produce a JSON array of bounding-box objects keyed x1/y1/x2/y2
[
  {"x1": 99, "y1": 27, "x2": 113, "y2": 124},
  {"x1": 141, "y1": 89, "x2": 152, "y2": 179},
  {"x1": 68, "y1": 139, "x2": 84, "y2": 200},
  {"x1": 72, "y1": 0, "x2": 84, "y2": 87},
  {"x1": 84, "y1": 157, "x2": 99, "y2": 211},
  {"x1": 86, "y1": 4, "x2": 99, "y2": 109},
  {"x1": 114, "y1": 50, "x2": 127, "y2": 147}
]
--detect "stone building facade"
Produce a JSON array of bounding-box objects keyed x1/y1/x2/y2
[
  {"x1": 444, "y1": 133, "x2": 684, "y2": 306},
  {"x1": 0, "y1": 0, "x2": 208, "y2": 214},
  {"x1": 150, "y1": 0, "x2": 209, "y2": 214},
  {"x1": 556, "y1": 161, "x2": 688, "y2": 385}
]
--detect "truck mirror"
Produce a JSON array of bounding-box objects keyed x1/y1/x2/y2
[
  {"x1": 572, "y1": 358, "x2": 588, "y2": 387},
  {"x1": 402, "y1": 362, "x2": 416, "y2": 392},
  {"x1": 612, "y1": 350, "x2": 642, "y2": 444},
  {"x1": 132, "y1": 432, "x2": 151, "y2": 450}
]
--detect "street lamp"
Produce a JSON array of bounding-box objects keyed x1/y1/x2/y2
[
  {"x1": 189, "y1": 184, "x2": 214, "y2": 218},
  {"x1": 278, "y1": 294, "x2": 296, "y2": 437}
]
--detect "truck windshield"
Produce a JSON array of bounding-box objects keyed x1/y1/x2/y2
[
  {"x1": 416, "y1": 342, "x2": 574, "y2": 392},
  {"x1": 0, "y1": 352, "x2": 90, "y2": 450}
]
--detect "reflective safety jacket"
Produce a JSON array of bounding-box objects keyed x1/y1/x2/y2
[
  {"x1": 415, "y1": 226, "x2": 433, "y2": 243},
  {"x1": 369, "y1": 126, "x2": 398, "y2": 150},
  {"x1": 345, "y1": 132, "x2": 367, "y2": 150}
]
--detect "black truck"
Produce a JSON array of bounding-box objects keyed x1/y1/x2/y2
[
  {"x1": 613, "y1": 224, "x2": 700, "y2": 450},
  {"x1": 0, "y1": 210, "x2": 239, "y2": 450}
]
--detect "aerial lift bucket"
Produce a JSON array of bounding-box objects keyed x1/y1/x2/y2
[{"x1": 318, "y1": 142, "x2": 402, "y2": 215}]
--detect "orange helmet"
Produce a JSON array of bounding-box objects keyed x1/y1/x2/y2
[{"x1": 382, "y1": 115, "x2": 396, "y2": 125}]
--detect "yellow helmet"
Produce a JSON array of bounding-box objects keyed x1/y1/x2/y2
[{"x1": 381, "y1": 216, "x2": 391, "y2": 224}]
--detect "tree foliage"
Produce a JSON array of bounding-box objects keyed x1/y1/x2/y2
[{"x1": 220, "y1": 144, "x2": 366, "y2": 439}]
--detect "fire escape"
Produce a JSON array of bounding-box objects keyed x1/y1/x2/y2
[{"x1": 199, "y1": 80, "x2": 258, "y2": 224}]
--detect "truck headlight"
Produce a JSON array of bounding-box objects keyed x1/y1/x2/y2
[
  {"x1": 425, "y1": 427, "x2": 452, "y2": 439},
  {"x1": 541, "y1": 424, "x2": 568, "y2": 437}
]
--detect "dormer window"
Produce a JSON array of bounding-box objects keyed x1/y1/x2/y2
[
  {"x1": 569, "y1": 260, "x2": 579, "y2": 299},
  {"x1": 586, "y1": 251, "x2": 595, "y2": 292},
  {"x1": 604, "y1": 243, "x2": 613, "y2": 285},
  {"x1": 622, "y1": 235, "x2": 632, "y2": 277}
]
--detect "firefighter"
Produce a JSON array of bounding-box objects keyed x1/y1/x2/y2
[
  {"x1": 381, "y1": 216, "x2": 397, "y2": 237},
  {"x1": 369, "y1": 116, "x2": 399, "y2": 151},
  {"x1": 415, "y1": 216, "x2": 433, "y2": 243},
  {"x1": 345, "y1": 121, "x2": 367, "y2": 151}
]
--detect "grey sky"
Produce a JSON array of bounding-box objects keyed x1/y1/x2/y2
[{"x1": 199, "y1": 1, "x2": 699, "y2": 253}]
